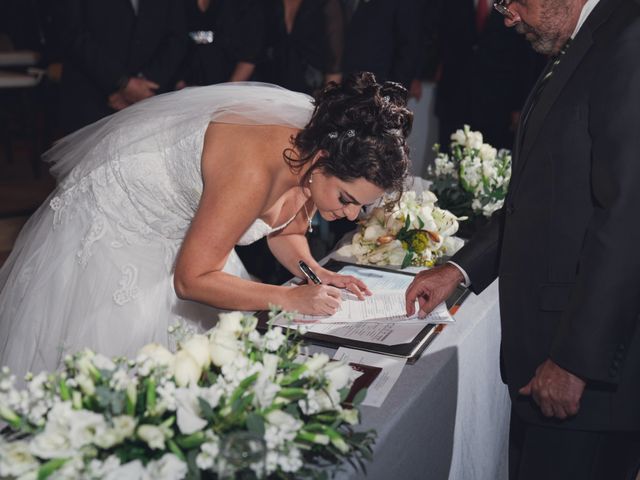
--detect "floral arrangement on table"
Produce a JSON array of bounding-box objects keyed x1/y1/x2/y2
[
  {"x1": 337, "y1": 190, "x2": 464, "y2": 269},
  {"x1": 428, "y1": 125, "x2": 512, "y2": 222},
  {"x1": 0, "y1": 310, "x2": 374, "y2": 479}
]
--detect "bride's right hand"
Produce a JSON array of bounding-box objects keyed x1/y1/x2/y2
[{"x1": 284, "y1": 284, "x2": 342, "y2": 316}]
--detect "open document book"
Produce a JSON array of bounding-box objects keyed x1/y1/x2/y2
[{"x1": 258, "y1": 261, "x2": 470, "y2": 362}]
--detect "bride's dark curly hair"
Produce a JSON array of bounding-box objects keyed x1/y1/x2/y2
[{"x1": 284, "y1": 72, "x2": 412, "y2": 193}]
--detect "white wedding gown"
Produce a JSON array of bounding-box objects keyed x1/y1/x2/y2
[{"x1": 0, "y1": 83, "x2": 314, "y2": 379}]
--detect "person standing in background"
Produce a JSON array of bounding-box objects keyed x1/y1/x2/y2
[
  {"x1": 57, "y1": 0, "x2": 187, "y2": 134},
  {"x1": 175, "y1": 0, "x2": 264, "y2": 88},
  {"x1": 433, "y1": 0, "x2": 544, "y2": 149},
  {"x1": 340, "y1": 0, "x2": 423, "y2": 90},
  {"x1": 259, "y1": 0, "x2": 344, "y2": 96}
]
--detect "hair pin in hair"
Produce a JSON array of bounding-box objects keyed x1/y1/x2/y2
[
  {"x1": 383, "y1": 95, "x2": 390, "y2": 103},
  {"x1": 346, "y1": 129, "x2": 356, "y2": 138},
  {"x1": 328, "y1": 131, "x2": 338, "y2": 139}
]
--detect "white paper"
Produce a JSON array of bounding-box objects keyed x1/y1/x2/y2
[{"x1": 334, "y1": 347, "x2": 407, "y2": 408}]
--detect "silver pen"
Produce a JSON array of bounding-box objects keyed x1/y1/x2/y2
[{"x1": 298, "y1": 260, "x2": 322, "y2": 285}]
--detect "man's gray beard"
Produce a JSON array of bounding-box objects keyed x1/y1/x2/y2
[
  {"x1": 515, "y1": 23, "x2": 559, "y2": 55},
  {"x1": 515, "y1": 0, "x2": 571, "y2": 55}
]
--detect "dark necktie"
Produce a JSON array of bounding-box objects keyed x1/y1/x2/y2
[
  {"x1": 476, "y1": 0, "x2": 490, "y2": 33},
  {"x1": 521, "y1": 39, "x2": 572, "y2": 130}
]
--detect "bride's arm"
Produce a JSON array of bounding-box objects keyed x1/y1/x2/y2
[
  {"x1": 267, "y1": 219, "x2": 371, "y2": 299},
  {"x1": 173, "y1": 127, "x2": 341, "y2": 315}
]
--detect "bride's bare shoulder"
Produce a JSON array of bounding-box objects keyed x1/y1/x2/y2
[{"x1": 200, "y1": 123, "x2": 299, "y2": 182}]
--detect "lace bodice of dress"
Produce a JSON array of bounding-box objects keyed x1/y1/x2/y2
[{"x1": 50, "y1": 118, "x2": 296, "y2": 254}]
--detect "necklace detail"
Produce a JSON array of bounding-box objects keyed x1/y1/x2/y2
[{"x1": 303, "y1": 202, "x2": 313, "y2": 233}]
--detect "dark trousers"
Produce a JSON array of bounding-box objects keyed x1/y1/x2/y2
[{"x1": 509, "y1": 409, "x2": 640, "y2": 480}]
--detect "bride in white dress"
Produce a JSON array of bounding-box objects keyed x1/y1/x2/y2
[{"x1": 0, "y1": 72, "x2": 412, "y2": 378}]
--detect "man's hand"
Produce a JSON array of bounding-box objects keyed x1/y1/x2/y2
[
  {"x1": 108, "y1": 92, "x2": 130, "y2": 111},
  {"x1": 405, "y1": 263, "x2": 464, "y2": 318},
  {"x1": 121, "y1": 76, "x2": 159, "y2": 104},
  {"x1": 519, "y1": 359, "x2": 586, "y2": 419}
]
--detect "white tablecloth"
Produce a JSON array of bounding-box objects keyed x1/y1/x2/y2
[{"x1": 313, "y1": 278, "x2": 509, "y2": 480}]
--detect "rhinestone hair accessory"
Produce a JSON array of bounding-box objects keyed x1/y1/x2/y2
[{"x1": 327, "y1": 129, "x2": 356, "y2": 139}]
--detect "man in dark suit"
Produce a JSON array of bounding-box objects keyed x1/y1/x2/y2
[
  {"x1": 341, "y1": 0, "x2": 422, "y2": 89},
  {"x1": 57, "y1": 0, "x2": 187, "y2": 133},
  {"x1": 405, "y1": 0, "x2": 640, "y2": 477},
  {"x1": 434, "y1": 0, "x2": 544, "y2": 150}
]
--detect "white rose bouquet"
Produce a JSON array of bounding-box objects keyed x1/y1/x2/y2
[
  {"x1": 0, "y1": 310, "x2": 374, "y2": 479},
  {"x1": 337, "y1": 190, "x2": 464, "y2": 269},
  {"x1": 428, "y1": 125, "x2": 512, "y2": 223}
]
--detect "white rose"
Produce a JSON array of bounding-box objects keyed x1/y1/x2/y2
[
  {"x1": 265, "y1": 410, "x2": 302, "y2": 434},
  {"x1": 173, "y1": 351, "x2": 202, "y2": 387},
  {"x1": 450, "y1": 128, "x2": 467, "y2": 146},
  {"x1": 29, "y1": 430, "x2": 74, "y2": 459},
  {"x1": 92, "y1": 354, "x2": 116, "y2": 372},
  {"x1": 147, "y1": 453, "x2": 188, "y2": 480},
  {"x1": 175, "y1": 387, "x2": 208, "y2": 435},
  {"x1": 341, "y1": 408, "x2": 359, "y2": 425},
  {"x1": 75, "y1": 373, "x2": 95, "y2": 396},
  {"x1": 323, "y1": 362, "x2": 355, "y2": 391},
  {"x1": 442, "y1": 236, "x2": 465, "y2": 256},
  {"x1": 0, "y1": 441, "x2": 39, "y2": 477},
  {"x1": 180, "y1": 335, "x2": 211, "y2": 369},
  {"x1": 479, "y1": 143, "x2": 497, "y2": 162},
  {"x1": 138, "y1": 343, "x2": 175, "y2": 373},
  {"x1": 209, "y1": 330, "x2": 241, "y2": 368},
  {"x1": 217, "y1": 311, "x2": 244, "y2": 335},
  {"x1": 103, "y1": 460, "x2": 147, "y2": 480},
  {"x1": 68, "y1": 409, "x2": 107, "y2": 448},
  {"x1": 362, "y1": 224, "x2": 386, "y2": 242},
  {"x1": 112, "y1": 415, "x2": 137, "y2": 441},
  {"x1": 468, "y1": 130, "x2": 484, "y2": 150},
  {"x1": 388, "y1": 245, "x2": 407, "y2": 266},
  {"x1": 137, "y1": 425, "x2": 168, "y2": 450},
  {"x1": 335, "y1": 244, "x2": 354, "y2": 257},
  {"x1": 303, "y1": 353, "x2": 329, "y2": 373}
]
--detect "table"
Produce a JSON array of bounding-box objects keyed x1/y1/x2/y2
[{"x1": 311, "y1": 275, "x2": 509, "y2": 480}]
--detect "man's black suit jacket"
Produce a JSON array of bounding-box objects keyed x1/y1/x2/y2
[
  {"x1": 341, "y1": 0, "x2": 422, "y2": 89},
  {"x1": 452, "y1": 0, "x2": 640, "y2": 431},
  {"x1": 434, "y1": 0, "x2": 541, "y2": 149},
  {"x1": 58, "y1": 0, "x2": 187, "y2": 133}
]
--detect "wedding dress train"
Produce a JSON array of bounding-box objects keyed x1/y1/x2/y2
[{"x1": 0, "y1": 83, "x2": 314, "y2": 379}]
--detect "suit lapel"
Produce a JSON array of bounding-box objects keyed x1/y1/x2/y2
[
  {"x1": 509, "y1": 0, "x2": 622, "y2": 196},
  {"x1": 510, "y1": 31, "x2": 593, "y2": 193}
]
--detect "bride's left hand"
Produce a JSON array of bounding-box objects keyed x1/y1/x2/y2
[{"x1": 318, "y1": 270, "x2": 372, "y2": 300}]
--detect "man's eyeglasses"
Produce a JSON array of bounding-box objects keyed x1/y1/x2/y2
[{"x1": 493, "y1": 0, "x2": 515, "y2": 18}]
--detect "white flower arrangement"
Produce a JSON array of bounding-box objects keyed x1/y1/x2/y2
[
  {"x1": 337, "y1": 190, "x2": 465, "y2": 268},
  {"x1": 429, "y1": 125, "x2": 512, "y2": 219},
  {"x1": 0, "y1": 310, "x2": 373, "y2": 479}
]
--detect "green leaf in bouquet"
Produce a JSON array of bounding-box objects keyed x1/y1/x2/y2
[
  {"x1": 197, "y1": 397, "x2": 216, "y2": 422},
  {"x1": 418, "y1": 216, "x2": 425, "y2": 230},
  {"x1": 277, "y1": 387, "x2": 307, "y2": 400},
  {"x1": 401, "y1": 251, "x2": 413, "y2": 269},
  {"x1": 145, "y1": 377, "x2": 157, "y2": 413},
  {"x1": 186, "y1": 449, "x2": 202, "y2": 480},
  {"x1": 37, "y1": 458, "x2": 69, "y2": 480},
  {"x1": 167, "y1": 438, "x2": 187, "y2": 462},
  {"x1": 231, "y1": 392, "x2": 254, "y2": 416},
  {"x1": 204, "y1": 370, "x2": 218, "y2": 385},
  {"x1": 175, "y1": 431, "x2": 206, "y2": 449},
  {"x1": 246, "y1": 412, "x2": 266, "y2": 436},
  {"x1": 58, "y1": 378, "x2": 71, "y2": 401},
  {"x1": 351, "y1": 388, "x2": 368, "y2": 407}
]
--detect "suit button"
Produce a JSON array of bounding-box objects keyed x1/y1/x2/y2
[
  {"x1": 615, "y1": 351, "x2": 624, "y2": 360},
  {"x1": 506, "y1": 204, "x2": 515, "y2": 215},
  {"x1": 618, "y1": 344, "x2": 626, "y2": 352}
]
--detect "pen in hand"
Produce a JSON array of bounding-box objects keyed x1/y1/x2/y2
[{"x1": 298, "y1": 260, "x2": 322, "y2": 285}]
